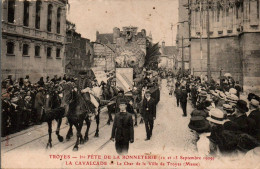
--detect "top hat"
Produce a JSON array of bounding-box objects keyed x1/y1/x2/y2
[
  {"x1": 236, "y1": 100, "x2": 249, "y2": 113},
  {"x1": 188, "y1": 116, "x2": 210, "y2": 133}
]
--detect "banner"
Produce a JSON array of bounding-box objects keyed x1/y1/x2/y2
[{"x1": 116, "y1": 68, "x2": 133, "y2": 92}]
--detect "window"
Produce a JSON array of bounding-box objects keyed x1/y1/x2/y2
[
  {"x1": 57, "y1": 8, "x2": 61, "y2": 34},
  {"x1": 35, "y1": 46, "x2": 40, "y2": 57},
  {"x1": 217, "y1": 8, "x2": 220, "y2": 22},
  {"x1": 23, "y1": 44, "x2": 29, "y2": 56},
  {"x1": 56, "y1": 48, "x2": 61, "y2": 58},
  {"x1": 256, "y1": 1, "x2": 259, "y2": 19},
  {"x1": 23, "y1": 0, "x2": 29, "y2": 26},
  {"x1": 47, "y1": 4, "x2": 53, "y2": 32},
  {"x1": 35, "y1": 0, "x2": 41, "y2": 29},
  {"x1": 7, "y1": 42, "x2": 14, "y2": 54},
  {"x1": 47, "y1": 47, "x2": 52, "y2": 58},
  {"x1": 8, "y1": 0, "x2": 15, "y2": 23}
]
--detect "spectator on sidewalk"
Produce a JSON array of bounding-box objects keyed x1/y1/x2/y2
[{"x1": 247, "y1": 99, "x2": 260, "y2": 141}]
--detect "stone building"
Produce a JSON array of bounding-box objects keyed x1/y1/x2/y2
[
  {"x1": 1, "y1": 0, "x2": 67, "y2": 82},
  {"x1": 93, "y1": 26, "x2": 148, "y2": 73},
  {"x1": 176, "y1": 0, "x2": 191, "y2": 71},
  {"x1": 65, "y1": 28, "x2": 94, "y2": 76},
  {"x1": 187, "y1": 0, "x2": 260, "y2": 93}
]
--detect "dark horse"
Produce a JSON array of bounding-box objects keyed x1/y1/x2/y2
[
  {"x1": 61, "y1": 83, "x2": 100, "y2": 151},
  {"x1": 42, "y1": 88, "x2": 65, "y2": 148},
  {"x1": 101, "y1": 83, "x2": 118, "y2": 125}
]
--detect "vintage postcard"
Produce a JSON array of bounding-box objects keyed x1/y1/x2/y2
[{"x1": 1, "y1": 0, "x2": 260, "y2": 168}]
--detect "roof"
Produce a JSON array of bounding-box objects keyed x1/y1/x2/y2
[
  {"x1": 96, "y1": 33, "x2": 113, "y2": 44},
  {"x1": 163, "y1": 46, "x2": 177, "y2": 56}
]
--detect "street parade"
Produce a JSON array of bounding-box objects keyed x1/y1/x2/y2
[
  {"x1": 2, "y1": 70, "x2": 260, "y2": 155},
  {"x1": 1, "y1": 0, "x2": 260, "y2": 169}
]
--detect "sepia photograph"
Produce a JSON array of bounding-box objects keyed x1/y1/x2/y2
[{"x1": 1, "y1": 0, "x2": 260, "y2": 168}]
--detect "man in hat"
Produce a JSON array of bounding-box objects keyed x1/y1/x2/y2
[
  {"x1": 206, "y1": 108, "x2": 230, "y2": 155},
  {"x1": 51, "y1": 75, "x2": 58, "y2": 84},
  {"x1": 190, "y1": 84, "x2": 198, "y2": 107},
  {"x1": 223, "y1": 100, "x2": 252, "y2": 134},
  {"x1": 7, "y1": 75, "x2": 14, "y2": 85},
  {"x1": 111, "y1": 100, "x2": 134, "y2": 155},
  {"x1": 247, "y1": 99, "x2": 260, "y2": 141},
  {"x1": 180, "y1": 86, "x2": 188, "y2": 117},
  {"x1": 34, "y1": 87, "x2": 45, "y2": 124},
  {"x1": 174, "y1": 85, "x2": 182, "y2": 107},
  {"x1": 126, "y1": 98, "x2": 138, "y2": 126},
  {"x1": 196, "y1": 91, "x2": 208, "y2": 109},
  {"x1": 142, "y1": 90, "x2": 156, "y2": 140},
  {"x1": 115, "y1": 89, "x2": 129, "y2": 114}
]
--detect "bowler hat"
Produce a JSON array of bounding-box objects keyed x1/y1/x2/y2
[
  {"x1": 188, "y1": 116, "x2": 210, "y2": 133},
  {"x1": 236, "y1": 100, "x2": 249, "y2": 113}
]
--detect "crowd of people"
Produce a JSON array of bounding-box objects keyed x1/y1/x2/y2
[
  {"x1": 3, "y1": 69, "x2": 259, "y2": 157},
  {"x1": 166, "y1": 72, "x2": 260, "y2": 156},
  {"x1": 1, "y1": 69, "x2": 161, "y2": 139}
]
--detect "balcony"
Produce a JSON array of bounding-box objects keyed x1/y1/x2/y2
[{"x1": 2, "y1": 22, "x2": 65, "y2": 44}]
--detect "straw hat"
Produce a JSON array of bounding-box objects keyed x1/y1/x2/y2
[{"x1": 207, "y1": 108, "x2": 229, "y2": 125}]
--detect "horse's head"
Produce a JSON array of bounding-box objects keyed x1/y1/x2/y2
[{"x1": 61, "y1": 83, "x2": 74, "y2": 106}]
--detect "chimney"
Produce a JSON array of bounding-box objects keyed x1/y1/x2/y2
[
  {"x1": 96, "y1": 31, "x2": 99, "y2": 42},
  {"x1": 162, "y1": 41, "x2": 165, "y2": 54}
]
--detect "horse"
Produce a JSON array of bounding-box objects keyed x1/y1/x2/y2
[
  {"x1": 61, "y1": 83, "x2": 100, "y2": 151},
  {"x1": 42, "y1": 88, "x2": 65, "y2": 149},
  {"x1": 101, "y1": 83, "x2": 119, "y2": 125}
]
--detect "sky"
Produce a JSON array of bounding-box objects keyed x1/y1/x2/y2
[{"x1": 67, "y1": 0, "x2": 179, "y2": 46}]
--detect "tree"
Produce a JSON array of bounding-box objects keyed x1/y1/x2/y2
[{"x1": 144, "y1": 42, "x2": 161, "y2": 69}]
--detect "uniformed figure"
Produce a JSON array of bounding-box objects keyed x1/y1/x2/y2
[
  {"x1": 77, "y1": 71, "x2": 92, "y2": 91},
  {"x1": 115, "y1": 89, "x2": 129, "y2": 113},
  {"x1": 77, "y1": 71, "x2": 96, "y2": 114},
  {"x1": 142, "y1": 90, "x2": 156, "y2": 140},
  {"x1": 111, "y1": 100, "x2": 134, "y2": 155}
]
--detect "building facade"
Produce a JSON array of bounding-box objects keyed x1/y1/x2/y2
[
  {"x1": 188, "y1": 0, "x2": 260, "y2": 93},
  {"x1": 159, "y1": 41, "x2": 177, "y2": 71},
  {"x1": 1, "y1": 0, "x2": 67, "y2": 82},
  {"x1": 65, "y1": 29, "x2": 94, "y2": 76},
  {"x1": 176, "y1": 0, "x2": 191, "y2": 71}
]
